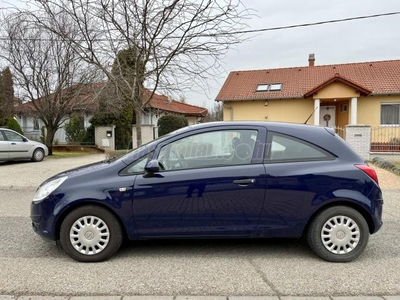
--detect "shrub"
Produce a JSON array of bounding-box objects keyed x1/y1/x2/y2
[
  {"x1": 5, "y1": 116, "x2": 23, "y2": 134},
  {"x1": 158, "y1": 114, "x2": 188, "y2": 137},
  {"x1": 65, "y1": 114, "x2": 86, "y2": 143}
]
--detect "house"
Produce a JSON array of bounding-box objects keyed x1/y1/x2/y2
[
  {"x1": 15, "y1": 83, "x2": 103, "y2": 143},
  {"x1": 216, "y1": 54, "x2": 400, "y2": 132},
  {"x1": 16, "y1": 84, "x2": 207, "y2": 145}
]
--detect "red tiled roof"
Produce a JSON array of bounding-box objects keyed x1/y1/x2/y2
[
  {"x1": 215, "y1": 59, "x2": 400, "y2": 101},
  {"x1": 145, "y1": 91, "x2": 208, "y2": 117},
  {"x1": 17, "y1": 83, "x2": 207, "y2": 117}
]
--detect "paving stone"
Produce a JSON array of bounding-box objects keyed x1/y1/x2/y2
[
  {"x1": 383, "y1": 297, "x2": 400, "y2": 300},
  {"x1": 229, "y1": 297, "x2": 279, "y2": 300},
  {"x1": 123, "y1": 297, "x2": 173, "y2": 300},
  {"x1": 175, "y1": 297, "x2": 227, "y2": 300},
  {"x1": 331, "y1": 297, "x2": 384, "y2": 300},
  {"x1": 280, "y1": 297, "x2": 330, "y2": 300},
  {"x1": 17, "y1": 297, "x2": 69, "y2": 300},
  {"x1": 0, "y1": 296, "x2": 16, "y2": 300},
  {"x1": 70, "y1": 297, "x2": 121, "y2": 300}
]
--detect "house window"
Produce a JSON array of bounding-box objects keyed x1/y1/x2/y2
[
  {"x1": 256, "y1": 83, "x2": 282, "y2": 92},
  {"x1": 269, "y1": 83, "x2": 283, "y2": 91},
  {"x1": 33, "y1": 118, "x2": 40, "y2": 130},
  {"x1": 381, "y1": 103, "x2": 400, "y2": 125}
]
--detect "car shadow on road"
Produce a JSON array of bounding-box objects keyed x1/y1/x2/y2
[{"x1": 117, "y1": 238, "x2": 314, "y2": 260}]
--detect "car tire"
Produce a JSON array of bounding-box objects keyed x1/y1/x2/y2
[
  {"x1": 59, "y1": 205, "x2": 123, "y2": 262},
  {"x1": 32, "y1": 148, "x2": 45, "y2": 162},
  {"x1": 307, "y1": 206, "x2": 369, "y2": 262}
]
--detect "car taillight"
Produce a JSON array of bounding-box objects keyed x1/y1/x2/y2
[{"x1": 355, "y1": 164, "x2": 379, "y2": 185}]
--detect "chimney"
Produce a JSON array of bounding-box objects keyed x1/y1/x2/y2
[{"x1": 308, "y1": 53, "x2": 315, "y2": 67}]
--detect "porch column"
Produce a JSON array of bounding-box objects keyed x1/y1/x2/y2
[
  {"x1": 314, "y1": 99, "x2": 320, "y2": 125},
  {"x1": 350, "y1": 97, "x2": 358, "y2": 124}
]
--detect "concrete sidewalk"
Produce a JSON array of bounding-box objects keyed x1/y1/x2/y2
[{"x1": 2, "y1": 296, "x2": 400, "y2": 300}]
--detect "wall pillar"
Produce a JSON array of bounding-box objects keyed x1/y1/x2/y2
[
  {"x1": 132, "y1": 125, "x2": 155, "y2": 149},
  {"x1": 94, "y1": 126, "x2": 115, "y2": 151},
  {"x1": 350, "y1": 97, "x2": 358, "y2": 124},
  {"x1": 345, "y1": 125, "x2": 371, "y2": 160},
  {"x1": 314, "y1": 99, "x2": 320, "y2": 125}
]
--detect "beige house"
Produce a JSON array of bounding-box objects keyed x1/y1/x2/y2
[{"x1": 216, "y1": 55, "x2": 400, "y2": 133}]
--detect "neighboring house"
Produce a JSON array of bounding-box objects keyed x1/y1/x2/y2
[
  {"x1": 132, "y1": 91, "x2": 208, "y2": 147},
  {"x1": 15, "y1": 83, "x2": 102, "y2": 143},
  {"x1": 16, "y1": 84, "x2": 207, "y2": 145},
  {"x1": 216, "y1": 54, "x2": 400, "y2": 131}
]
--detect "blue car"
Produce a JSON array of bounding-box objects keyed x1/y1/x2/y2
[{"x1": 30, "y1": 122, "x2": 383, "y2": 262}]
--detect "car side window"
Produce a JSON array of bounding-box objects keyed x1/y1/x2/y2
[
  {"x1": 3, "y1": 131, "x2": 24, "y2": 142},
  {"x1": 0, "y1": 131, "x2": 4, "y2": 141},
  {"x1": 157, "y1": 129, "x2": 258, "y2": 171},
  {"x1": 119, "y1": 153, "x2": 153, "y2": 176},
  {"x1": 265, "y1": 132, "x2": 333, "y2": 162}
]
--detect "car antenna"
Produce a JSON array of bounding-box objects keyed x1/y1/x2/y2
[{"x1": 304, "y1": 106, "x2": 318, "y2": 124}]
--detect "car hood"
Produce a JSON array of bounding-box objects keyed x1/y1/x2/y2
[{"x1": 40, "y1": 159, "x2": 112, "y2": 186}]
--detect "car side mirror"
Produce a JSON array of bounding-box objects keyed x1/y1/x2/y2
[
  {"x1": 22, "y1": 138, "x2": 28, "y2": 142},
  {"x1": 144, "y1": 159, "x2": 160, "y2": 173}
]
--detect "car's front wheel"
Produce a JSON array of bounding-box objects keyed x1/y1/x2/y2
[
  {"x1": 59, "y1": 205, "x2": 123, "y2": 262},
  {"x1": 307, "y1": 206, "x2": 369, "y2": 262},
  {"x1": 32, "y1": 148, "x2": 45, "y2": 162}
]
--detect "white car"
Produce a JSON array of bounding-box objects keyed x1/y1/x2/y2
[{"x1": 0, "y1": 128, "x2": 49, "y2": 162}]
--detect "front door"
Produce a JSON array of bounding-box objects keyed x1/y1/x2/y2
[
  {"x1": 132, "y1": 127, "x2": 267, "y2": 237},
  {"x1": 319, "y1": 106, "x2": 336, "y2": 127},
  {"x1": 3, "y1": 130, "x2": 32, "y2": 159}
]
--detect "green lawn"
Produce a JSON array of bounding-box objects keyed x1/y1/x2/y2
[{"x1": 47, "y1": 151, "x2": 94, "y2": 159}]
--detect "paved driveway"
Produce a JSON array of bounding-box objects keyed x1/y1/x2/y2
[
  {"x1": 0, "y1": 155, "x2": 399, "y2": 297},
  {"x1": 0, "y1": 154, "x2": 106, "y2": 188}
]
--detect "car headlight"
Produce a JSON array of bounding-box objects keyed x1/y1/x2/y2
[{"x1": 33, "y1": 176, "x2": 68, "y2": 202}]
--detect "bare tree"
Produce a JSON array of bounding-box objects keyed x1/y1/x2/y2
[
  {"x1": 28, "y1": 0, "x2": 252, "y2": 146},
  {"x1": 204, "y1": 102, "x2": 223, "y2": 122},
  {"x1": 0, "y1": 11, "x2": 101, "y2": 154}
]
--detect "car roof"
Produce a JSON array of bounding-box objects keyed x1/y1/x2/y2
[{"x1": 170, "y1": 121, "x2": 361, "y2": 162}]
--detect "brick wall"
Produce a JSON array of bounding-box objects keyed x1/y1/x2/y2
[{"x1": 345, "y1": 125, "x2": 371, "y2": 160}]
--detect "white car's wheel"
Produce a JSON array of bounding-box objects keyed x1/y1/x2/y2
[
  {"x1": 307, "y1": 206, "x2": 369, "y2": 262},
  {"x1": 60, "y1": 205, "x2": 123, "y2": 262},
  {"x1": 32, "y1": 148, "x2": 45, "y2": 162}
]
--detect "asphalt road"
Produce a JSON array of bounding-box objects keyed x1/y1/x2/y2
[{"x1": 0, "y1": 155, "x2": 399, "y2": 297}]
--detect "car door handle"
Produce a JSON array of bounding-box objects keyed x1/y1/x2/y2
[
  {"x1": 11, "y1": 143, "x2": 16, "y2": 145},
  {"x1": 233, "y1": 179, "x2": 255, "y2": 186}
]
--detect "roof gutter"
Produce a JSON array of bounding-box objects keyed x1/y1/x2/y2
[
  {"x1": 370, "y1": 92, "x2": 400, "y2": 96},
  {"x1": 217, "y1": 95, "x2": 304, "y2": 102}
]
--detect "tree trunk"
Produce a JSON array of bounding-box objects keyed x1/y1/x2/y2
[
  {"x1": 45, "y1": 126, "x2": 57, "y2": 155},
  {"x1": 135, "y1": 109, "x2": 142, "y2": 147}
]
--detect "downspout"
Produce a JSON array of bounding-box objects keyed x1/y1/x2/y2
[{"x1": 223, "y1": 103, "x2": 234, "y2": 121}]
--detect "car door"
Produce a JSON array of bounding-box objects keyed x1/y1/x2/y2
[
  {"x1": 3, "y1": 130, "x2": 32, "y2": 159},
  {"x1": 0, "y1": 130, "x2": 9, "y2": 161},
  {"x1": 259, "y1": 131, "x2": 338, "y2": 237},
  {"x1": 132, "y1": 126, "x2": 267, "y2": 237}
]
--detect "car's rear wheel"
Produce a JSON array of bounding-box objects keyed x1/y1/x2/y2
[
  {"x1": 32, "y1": 148, "x2": 45, "y2": 162},
  {"x1": 59, "y1": 205, "x2": 123, "y2": 262},
  {"x1": 307, "y1": 206, "x2": 369, "y2": 262}
]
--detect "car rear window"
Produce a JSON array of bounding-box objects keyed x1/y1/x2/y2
[{"x1": 264, "y1": 132, "x2": 334, "y2": 162}]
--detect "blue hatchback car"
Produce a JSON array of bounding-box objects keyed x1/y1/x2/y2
[{"x1": 31, "y1": 122, "x2": 383, "y2": 262}]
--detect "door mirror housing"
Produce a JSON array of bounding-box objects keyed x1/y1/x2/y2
[{"x1": 145, "y1": 159, "x2": 160, "y2": 173}]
